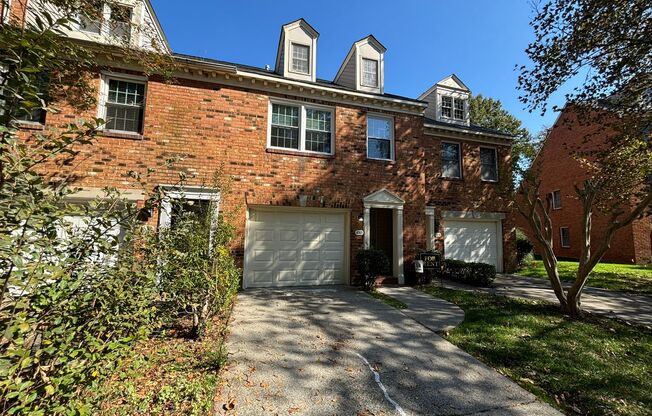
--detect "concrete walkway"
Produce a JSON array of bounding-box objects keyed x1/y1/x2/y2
[
  {"x1": 377, "y1": 286, "x2": 464, "y2": 332},
  {"x1": 219, "y1": 287, "x2": 561, "y2": 415},
  {"x1": 440, "y1": 274, "x2": 652, "y2": 327}
]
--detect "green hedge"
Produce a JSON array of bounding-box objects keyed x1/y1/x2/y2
[{"x1": 443, "y1": 259, "x2": 496, "y2": 286}]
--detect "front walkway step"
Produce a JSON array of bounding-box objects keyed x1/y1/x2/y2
[{"x1": 377, "y1": 286, "x2": 464, "y2": 332}]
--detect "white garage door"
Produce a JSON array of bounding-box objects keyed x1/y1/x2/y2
[
  {"x1": 245, "y1": 209, "x2": 348, "y2": 288},
  {"x1": 444, "y1": 220, "x2": 502, "y2": 271}
]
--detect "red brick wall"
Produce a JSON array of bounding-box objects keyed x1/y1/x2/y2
[
  {"x1": 29, "y1": 69, "x2": 516, "y2": 281},
  {"x1": 516, "y1": 107, "x2": 651, "y2": 264}
]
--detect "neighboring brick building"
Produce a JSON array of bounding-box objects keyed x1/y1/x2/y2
[
  {"x1": 517, "y1": 106, "x2": 652, "y2": 264},
  {"x1": 9, "y1": 1, "x2": 517, "y2": 287}
]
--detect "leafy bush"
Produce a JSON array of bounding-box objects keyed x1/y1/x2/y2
[
  {"x1": 356, "y1": 248, "x2": 390, "y2": 291},
  {"x1": 516, "y1": 230, "x2": 534, "y2": 266},
  {"x1": 443, "y1": 259, "x2": 496, "y2": 286},
  {"x1": 157, "y1": 194, "x2": 240, "y2": 339}
]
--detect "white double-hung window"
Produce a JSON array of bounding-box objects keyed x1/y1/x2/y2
[
  {"x1": 99, "y1": 74, "x2": 146, "y2": 134},
  {"x1": 361, "y1": 58, "x2": 378, "y2": 87},
  {"x1": 290, "y1": 43, "x2": 310, "y2": 74},
  {"x1": 367, "y1": 115, "x2": 394, "y2": 161},
  {"x1": 268, "y1": 101, "x2": 333, "y2": 155}
]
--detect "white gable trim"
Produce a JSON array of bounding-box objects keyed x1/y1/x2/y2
[{"x1": 363, "y1": 188, "x2": 405, "y2": 208}]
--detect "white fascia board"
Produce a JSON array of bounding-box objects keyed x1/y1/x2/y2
[
  {"x1": 235, "y1": 68, "x2": 427, "y2": 111},
  {"x1": 425, "y1": 123, "x2": 513, "y2": 143}
]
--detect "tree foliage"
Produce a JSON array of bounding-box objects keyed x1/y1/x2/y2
[
  {"x1": 0, "y1": 1, "x2": 231, "y2": 414},
  {"x1": 468, "y1": 94, "x2": 539, "y2": 182},
  {"x1": 517, "y1": 0, "x2": 652, "y2": 316}
]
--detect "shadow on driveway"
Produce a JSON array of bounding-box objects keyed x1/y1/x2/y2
[{"x1": 217, "y1": 286, "x2": 561, "y2": 415}]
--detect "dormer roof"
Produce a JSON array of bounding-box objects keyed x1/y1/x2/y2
[
  {"x1": 274, "y1": 18, "x2": 319, "y2": 82},
  {"x1": 333, "y1": 34, "x2": 386, "y2": 94},
  {"x1": 418, "y1": 74, "x2": 469, "y2": 100}
]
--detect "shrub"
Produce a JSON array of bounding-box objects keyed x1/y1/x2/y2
[
  {"x1": 356, "y1": 248, "x2": 390, "y2": 291},
  {"x1": 443, "y1": 259, "x2": 496, "y2": 286},
  {"x1": 516, "y1": 230, "x2": 534, "y2": 266},
  {"x1": 157, "y1": 196, "x2": 241, "y2": 339}
]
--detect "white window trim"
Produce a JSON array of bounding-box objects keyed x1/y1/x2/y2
[
  {"x1": 361, "y1": 58, "x2": 379, "y2": 88},
  {"x1": 441, "y1": 141, "x2": 463, "y2": 179},
  {"x1": 158, "y1": 186, "x2": 221, "y2": 250},
  {"x1": 98, "y1": 72, "x2": 147, "y2": 135},
  {"x1": 366, "y1": 113, "x2": 395, "y2": 161},
  {"x1": 267, "y1": 99, "x2": 335, "y2": 156},
  {"x1": 550, "y1": 190, "x2": 562, "y2": 209},
  {"x1": 289, "y1": 42, "x2": 311, "y2": 76},
  {"x1": 479, "y1": 146, "x2": 499, "y2": 182},
  {"x1": 560, "y1": 226, "x2": 570, "y2": 248}
]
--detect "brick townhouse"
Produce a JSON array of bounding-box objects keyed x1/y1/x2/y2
[
  {"x1": 517, "y1": 105, "x2": 652, "y2": 264},
  {"x1": 6, "y1": 0, "x2": 517, "y2": 287}
]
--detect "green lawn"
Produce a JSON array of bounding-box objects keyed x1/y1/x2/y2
[
  {"x1": 421, "y1": 286, "x2": 652, "y2": 416},
  {"x1": 368, "y1": 289, "x2": 408, "y2": 309},
  {"x1": 517, "y1": 260, "x2": 652, "y2": 295}
]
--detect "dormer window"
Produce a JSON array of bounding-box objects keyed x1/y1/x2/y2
[
  {"x1": 78, "y1": 2, "x2": 132, "y2": 42},
  {"x1": 454, "y1": 98, "x2": 465, "y2": 120},
  {"x1": 441, "y1": 95, "x2": 466, "y2": 121},
  {"x1": 290, "y1": 43, "x2": 310, "y2": 74},
  {"x1": 109, "y1": 4, "x2": 132, "y2": 42},
  {"x1": 441, "y1": 96, "x2": 453, "y2": 118},
  {"x1": 79, "y1": 0, "x2": 103, "y2": 34},
  {"x1": 361, "y1": 58, "x2": 378, "y2": 87}
]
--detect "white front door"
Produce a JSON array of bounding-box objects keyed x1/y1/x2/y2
[
  {"x1": 443, "y1": 220, "x2": 502, "y2": 272},
  {"x1": 244, "y1": 208, "x2": 348, "y2": 288}
]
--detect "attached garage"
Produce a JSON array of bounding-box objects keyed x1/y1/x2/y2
[
  {"x1": 442, "y1": 211, "x2": 505, "y2": 273},
  {"x1": 244, "y1": 207, "x2": 350, "y2": 288}
]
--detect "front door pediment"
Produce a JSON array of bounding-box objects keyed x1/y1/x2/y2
[{"x1": 363, "y1": 189, "x2": 405, "y2": 207}]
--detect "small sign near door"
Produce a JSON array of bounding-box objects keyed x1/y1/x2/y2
[{"x1": 354, "y1": 229, "x2": 364, "y2": 236}]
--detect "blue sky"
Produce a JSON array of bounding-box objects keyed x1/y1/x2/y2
[{"x1": 152, "y1": 0, "x2": 571, "y2": 134}]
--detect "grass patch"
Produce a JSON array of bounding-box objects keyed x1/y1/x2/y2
[
  {"x1": 421, "y1": 286, "x2": 652, "y2": 416},
  {"x1": 517, "y1": 260, "x2": 652, "y2": 295},
  {"x1": 81, "y1": 316, "x2": 229, "y2": 416},
  {"x1": 368, "y1": 290, "x2": 408, "y2": 309}
]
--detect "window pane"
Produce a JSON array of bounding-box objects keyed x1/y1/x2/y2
[
  {"x1": 107, "y1": 79, "x2": 145, "y2": 106},
  {"x1": 454, "y1": 98, "x2": 465, "y2": 120},
  {"x1": 367, "y1": 117, "x2": 391, "y2": 140},
  {"x1": 79, "y1": 1, "x2": 103, "y2": 34},
  {"x1": 305, "y1": 130, "x2": 331, "y2": 153},
  {"x1": 368, "y1": 138, "x2": 391, "y2": 160},
  {"x1": 270, "y1": 104, "x2": 300, "y2": 150},
  {"x1": 442, "y1": 160, "x2": 461, "y2": 178},
  {"x1": 553, "y1": 191, "x2": 562, "y2": 208},
  {"x1": 105, "y1": 104, "x2": 142, "y2": 132},
  {"x1": 441, "y1": 96, "x2": 452, "y2": 118},
  {"x1": 305, "y1": 109, "x2": 332, "y2": 153},
  {"x1": 108, "y1": 5, "x2": 131, "y2": 41},
  {"x1": 291, "y1": 44, "x2": 310, "y2": 74},
  {"x1": 441, "y1": 143, "x2": 461, "y2": 178},
  {"x1": 271, "y1": 126, "x2": 299, "y2": 149},
  {"x1": 271, "y1": 104, "x2": 299, "y2": 127},
  {"x1": 305, "y1": 109, "x2": 331, "y2": 132},
  {"x1": 480, "y1": 148, "x2": 497, "y2": 181},
  {"x1": 362, "y1": 58, "x2": 378, "y2": 87}
]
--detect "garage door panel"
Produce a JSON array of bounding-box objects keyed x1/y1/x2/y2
[
  {"x1": 245, "y1": 209, "x2": 347, "y2": 287},
  {"x1": 299, "y1": 270, "x2": 321, "y2": 282},
  {"x1": 279, "y1": 230, "x2": 299, "y2": 242},
  {"x1": 278, "y1": 250, "x2": 297, "y2": 261},
  {"x1": 277, "y1": 270, "x2": 297, "y2": 282},
  {"x1": 252, "y1": 271, "x2": 274, "y2": 284},
  {"x1": 444, "y1": 220, "x2": 500, "y2": 270}
]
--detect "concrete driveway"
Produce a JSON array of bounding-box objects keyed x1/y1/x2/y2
[{"x1": 218, "y1": 287, "x2": 561, "y2": 416}]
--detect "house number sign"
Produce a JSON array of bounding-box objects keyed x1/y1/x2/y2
[{"x1": 354, "y1": 229, "x2": 364, "y2": 236}]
